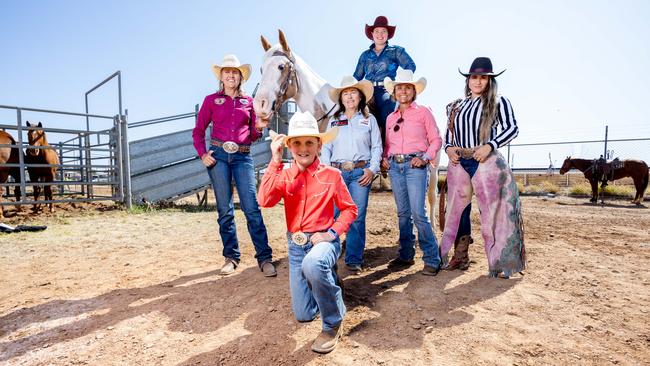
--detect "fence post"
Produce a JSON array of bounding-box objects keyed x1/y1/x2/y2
[
  {"x1": 58, "y1": 142, "x2": 64, "y2": 195},
  {"x1": 120, "y1": 114, "x2": 132, "y2": 209},
  {"x1": 15, "y1": 109, "x2": 27, "y2": 206},
  {"x1": 84, "y1": 133, "x2": 92, "y2": 198},
  {"x1": 113, "y1": 115, "x2": 125, "y2": 202},
  {"x1": 78, "y1": 134, "x2": 85, "y2": 196}
]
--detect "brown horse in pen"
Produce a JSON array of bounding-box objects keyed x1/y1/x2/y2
[
  {"x1": 26, "y1": 121, "x2": 59, "y2": 212},
  {"x1": 559, "y1": 156, "x2": 649, "y2": 205},
  {"x1": 0, "y1": 131, "x2": 23, "y2": 217}
]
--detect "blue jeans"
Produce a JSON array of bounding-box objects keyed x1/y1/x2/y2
[
  {"x1": 334, "y1": 166, "x2": 370, "y2": 266},
  {"x1": 457, "y1": 158, "x2": 478, "y2": 237},
  {"x1": 388, "y1": 159, "x2": 441, "y2": 268},
  {"x1": 206, "y1": 146, "x2": 272, "y2": 265},
  {"x1": 288, "y1": 236, "x2": 346, "y2": 331},
  {"x1": 373, "y1": 86, "x2": 396, "y2": 143}
]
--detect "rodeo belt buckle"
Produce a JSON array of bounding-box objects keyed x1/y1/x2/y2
[
  {"x1": 291, "y1": 232, "x2": 309, "y2": 246},
  {"x1": 222, "y1": 141, "x2": 239, "y2": 154},
  {"x1": 341, "y1": 161, "x2": 355, "y2": 171},
  {"x1": 393, "y1": 155, "x2": 406, "y2": 163}
]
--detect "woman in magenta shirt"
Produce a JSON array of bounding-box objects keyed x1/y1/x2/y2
[{"x1": 193, "y1": 54, "x2": 275, "y2": 277}]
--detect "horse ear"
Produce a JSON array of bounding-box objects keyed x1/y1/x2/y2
[
  {"x1": 26, "y1": 121, "x2": 32, "y2": 127},
  {"x1": 278, "y1": 29, "x2": 291, "y2": 55},
  {"x1": 261, "y1": 35, "x2": 271, "y2": 51},
  {"x1": 38, "y1": 122, "x2": 42, "y2": 127}
]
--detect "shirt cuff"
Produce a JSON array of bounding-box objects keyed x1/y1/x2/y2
[
  {"x1": 267, "y1": 159, "x2": 284, "y2": 171},
  {"x1": 487, "y1": 141, "x2": 498, "y2": 151}
]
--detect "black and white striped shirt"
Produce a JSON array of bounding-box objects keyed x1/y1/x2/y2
[{"x1": 444, "y1": 95, "x2": 518, "y2": 151}]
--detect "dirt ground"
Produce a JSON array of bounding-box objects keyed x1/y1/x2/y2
[{"x1": 0, "y1": 193, "x2": 649, "y2": 365}]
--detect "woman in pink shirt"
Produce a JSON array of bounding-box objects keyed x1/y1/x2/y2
[
  {"x1": 380, "y1": 69, "x2": 442, "y2": 276},
  {"x1": 192, "y1": 54, "x2": 275, "y2": 277}
]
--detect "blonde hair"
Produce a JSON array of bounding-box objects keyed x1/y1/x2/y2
[{"x1": 465, "y1": 76, "x2": 498, "y2": 144}]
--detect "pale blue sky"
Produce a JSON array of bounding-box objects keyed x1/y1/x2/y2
[{"x1": 1, "y1": 0, "x2": 649, "y2": 167}]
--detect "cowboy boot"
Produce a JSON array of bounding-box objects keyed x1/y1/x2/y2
[{"x1": 446, "y1": 235, "x2": 472, "y2": 270}]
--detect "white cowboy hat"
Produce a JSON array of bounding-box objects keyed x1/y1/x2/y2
[
  {"x1": 383, "y1": 69, "x2": 427, "y2": 96},
  {"x1": 211, "y1": 54, "x2": 252, "y2": 82},
  {"x1": 328, "y1": 76, "x2": 374, "y2": 103},
  {"x1": 285, "y1": 111, "x2": 338, "y2": 146}
]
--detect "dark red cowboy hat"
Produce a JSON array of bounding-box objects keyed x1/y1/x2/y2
[
  {"x1": 458, "y1": 57, "x2": 506, "y2": 77},
  {"x1": 365, "y1": 16, "x2": 396, "y2": 40}
]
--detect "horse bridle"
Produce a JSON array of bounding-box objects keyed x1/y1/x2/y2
[
  {"x1": 265, "y1": 51, "x2": 336, "y2": 123},
  {"x1": 270, "y1": 50, "x2": 299, "y2": 113}
]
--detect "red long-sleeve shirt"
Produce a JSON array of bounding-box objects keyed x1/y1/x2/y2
[{"x1": 258, "y1": 158, "x2": 358, "y2": 236}]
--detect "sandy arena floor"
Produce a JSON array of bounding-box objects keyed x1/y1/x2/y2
[{"x1": 0, "y1": 194, "x2": 649, "y2": 365}]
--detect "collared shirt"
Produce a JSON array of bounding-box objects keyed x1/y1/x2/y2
[
  {"x1": 444, "y1": 95, "x2": 518, "y2": 151},
  {"x1": 258, "y1": 158, "x2": 358, "y2": 236},
  {"x1": 353, "y1": 43, "x2": 416, "y2": 82},
  {"x1": 320, "y1": 111, "x2": 383, "y2": 174},
  {"x1": 192, "y1": 91, "x2": 260, "y2": 157},
  {"x1": 384, "y1": 102, "x2": 442, "y2": 162}
]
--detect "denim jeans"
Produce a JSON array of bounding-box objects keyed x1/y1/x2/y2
[
  {"x1": 388, "y1": 159, "x2": 441, "y2": 268},
  {"x1": 287, "y1": 236, "x2": 346, "y2": 331},
  {"x1": 334, "y1": 165, "x2": 371, "y2": 266},
  {"x1": 457, "y1": 158, "x2": 478, "y2": 237},
  {"x1": 373, "y1": 86, "x2": 396, "y2": 143},
  {"x1": 206, "y1": 146, "x2": 272, "y2": 265}
]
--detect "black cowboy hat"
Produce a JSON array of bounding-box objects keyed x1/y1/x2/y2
[
  {"x1": 458, "y1": 57, "x2": 506, "y2": 77},
  {"x1": 365, "y1": 16, "x2": 396, "y2": 40}
]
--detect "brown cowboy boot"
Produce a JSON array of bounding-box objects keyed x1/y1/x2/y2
[{"x1": 446, "y1": 235, "x2": 472, "y2": 270}]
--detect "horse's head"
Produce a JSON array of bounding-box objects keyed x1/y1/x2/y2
[
  {"x1": 254, "y1": 29, "x2": 299, "y2": 121},
  {"x1": 26, "y1": 121, "x2": 45, "y2": 157},
  {"x1": 559, "y1": 156, "x2": 572, "y2": 175}
]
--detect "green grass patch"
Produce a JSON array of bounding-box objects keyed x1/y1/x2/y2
[{"x1": 569, "y1": 183, "x2": 591, "y2": 196}]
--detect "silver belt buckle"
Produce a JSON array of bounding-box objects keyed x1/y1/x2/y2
[
  {"x1": 222, "y1": 141, "x2": 239, "y2": 154},
  {"x1": 394, "y1": 155, "x2": 405, "y2": 163},
  {"x1": 291, "y1": 232, "x2": 309, "y2": 246},
  {"x1": 341, "y1": 161, "x2": 355, "y2": 171}
]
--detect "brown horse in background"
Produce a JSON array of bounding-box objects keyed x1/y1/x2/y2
[
  {"x1": 559, "y1": 156, "x2": 649, "y2": 205},
  {"x1": 26, "y1": 121, "x2": 59, "y2": 212},
  {"x1": 0, "y1": 131, "x2": 23, "y2": 217}
]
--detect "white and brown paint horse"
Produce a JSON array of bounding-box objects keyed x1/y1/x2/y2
[
  {"x1": 26, "y1": 121, "x2": 59, "y2": 212},
  {"x1": 253, "y1": 30, "x2": 441, "y2": 233}
]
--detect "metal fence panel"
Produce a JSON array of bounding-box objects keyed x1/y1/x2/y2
[
  {"x1": 129, "y1": 129, "x2": 202, "y2": 175},
  {"x1": 130, "y1": 159, "x2": 209, "y2": 203}
]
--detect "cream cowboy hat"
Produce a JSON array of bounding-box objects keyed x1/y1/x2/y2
[
  {"x1": 285, "y1": 111, "x2": 338, "y2": 146},
  {"x1": 211, "y1": 54, "x2": 252, "y2": 82},
  {"x1": 328, "y1": 76, "x2": 374, "y2": 103},
  {"x1": 383, "y1": 69, "x2": 427, "y2": 96}
]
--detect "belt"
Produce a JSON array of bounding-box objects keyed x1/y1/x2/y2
[
  {"x1": 371, "y1": 81, "x2": 384, "y2": 87},
  {"x1": 331, "y1": 160, "x2": 367, "y2": 171},
  {"x1": 211, "y1": 139, "x2": 251, "y2": 154},
  {"x1": 390, "y1": 153, "x2": 423, "y2": 163},
  {"x1": 287, "y1": 231, "x2": 314, "y2": 246}
]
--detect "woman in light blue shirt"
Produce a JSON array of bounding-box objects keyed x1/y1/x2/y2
[{"x1": 321, "y1": 76, "x2": 382, "y2": 273}]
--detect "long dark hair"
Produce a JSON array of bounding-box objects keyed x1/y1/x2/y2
[{"x1": 333, "y1": 88, "x2": 370, "y2": 120}]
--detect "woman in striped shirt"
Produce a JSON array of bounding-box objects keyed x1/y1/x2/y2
[{"x1": 441, "y1": 57, "x2": 525, "y2": 278}]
